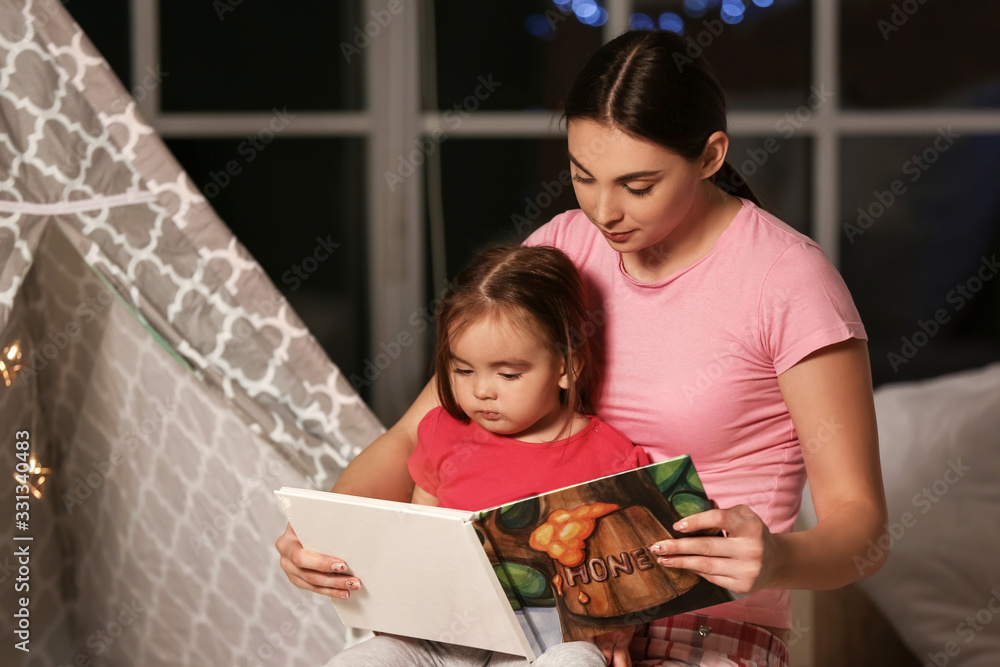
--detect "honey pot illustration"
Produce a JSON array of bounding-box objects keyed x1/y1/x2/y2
[
  {"x1": 477, "y1": 458, "x2": 722, "y2": 641},
  {"x1": 528, "y1": 497, "x2": 698, "y2": 618}
]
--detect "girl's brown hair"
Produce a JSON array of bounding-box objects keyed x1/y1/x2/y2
[{"x1": 434, "y1": 245, "x2": 599, "y2": 423}]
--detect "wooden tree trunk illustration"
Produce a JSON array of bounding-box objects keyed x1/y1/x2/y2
[{"x1": 478, "y1": 467, "x2": 725, "y2": 642}]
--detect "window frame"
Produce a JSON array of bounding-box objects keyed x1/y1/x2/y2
[{"x1": 133, "y1": 0, "x2": 1000, "y2": 422}]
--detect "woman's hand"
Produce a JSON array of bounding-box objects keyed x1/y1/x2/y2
[
  {"x1": 592, "y1": 626, "x2": 634, "y2": 667},
  {"x1": 275, "y1": 378, "x2": 441, "y2": 598},
  {"x1": 648, "y1": 504, "x2": 783, "y2": 595},
  {"x1": 275, "y1": 523, "x2": 361, "y2": 600}
]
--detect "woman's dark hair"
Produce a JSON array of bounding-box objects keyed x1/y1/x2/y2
[
  {"x1": 563, "y1": 29, "x2": 760, "y2": 205},
  {"x1": 434, "y1": 245, "x2": 598, "y2": 423}
]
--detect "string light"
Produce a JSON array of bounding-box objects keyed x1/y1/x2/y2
[
  {"x1": 1, "y1": 341, "x2": 22, "y2": 387},
  {"x1": 13, "y1": 458, "x2": 52, "y2": 500}
]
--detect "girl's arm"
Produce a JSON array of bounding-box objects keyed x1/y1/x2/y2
[
  {"x1": 275, "y1": 376, "x2": 441, "y2": 598},
  {"x1": 650, "y1": 338, "x2": 889, "y2": 593}
]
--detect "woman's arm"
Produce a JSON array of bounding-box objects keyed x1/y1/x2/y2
[
  {"x1": 650, "y1": 338, "x2": 889, "y2": 593},
  {"x1": 275, "y1": 376, "x2": 441, "y2": 597},
  {"x1": 333, "y1": 376, "x2": 440, "y2": 500},
  {"x1": 768, "y1": 337, "x2": 888, "y2": 589}
]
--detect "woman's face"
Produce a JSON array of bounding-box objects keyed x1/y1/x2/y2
[{"x1": 567, "y1": 119, "x2": 717, "y2": 265}]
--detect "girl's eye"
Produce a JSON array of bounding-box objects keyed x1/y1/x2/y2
[
  {"x1": 452, "y1": 368, "x2": 472, "y2": 376},
  {"x1": 625, "y1": 183, "x2": 653, "y2": 197},
  {"x1": 571, "y1": 173, "x2": 594, "y2": 184},
  {"x1": 499, "y1": 373, "x2": 522, "y2": 381}
]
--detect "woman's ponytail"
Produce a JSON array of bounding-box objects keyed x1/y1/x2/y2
[{"x1": 712, "y1": 161, "x2": 762, "y2": 207}]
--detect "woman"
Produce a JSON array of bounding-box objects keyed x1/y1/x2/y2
[{"x1": 277, "y1": 30, "x2": 888, "y2": 666}]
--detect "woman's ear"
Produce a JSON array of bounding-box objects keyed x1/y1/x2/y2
[{"x1": 700, "y1": 131, "x2": 730, "y2": 180}]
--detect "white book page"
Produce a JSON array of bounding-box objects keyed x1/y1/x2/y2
[{"x1": 274, "y1": 488, "x2": 535, "y2": 658}]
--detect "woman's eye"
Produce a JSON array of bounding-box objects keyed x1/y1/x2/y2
[
  {"x1": 571, "y1": 174, "x2": 594, "y2": 184},
  {"x1": 499, "y1": 373, "x2": 522, "y2": 381},
  {"x1": 625, "y1": 183, "x2": 653, "y2": 196}
]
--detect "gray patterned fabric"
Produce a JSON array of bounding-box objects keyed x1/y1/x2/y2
[{"x1": 0, "y1": 1, "x2": 384, "y2": 664}]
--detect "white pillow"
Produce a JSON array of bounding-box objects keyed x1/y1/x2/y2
[{"x1": 802, "y1": 363, "x2": 1000, "y2": 666}]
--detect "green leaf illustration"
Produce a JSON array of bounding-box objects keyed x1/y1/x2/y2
[
  {"x1": 497, "y1": 497, "x2": 540, "y2": 530},
  {"x1": 494, "y1": 563, "x2": 554, "y2": 608},
  {"x1": 670, "y1": 492, "x2": 712, "y2": 517},
  {"x1": 685, "y1": 464, "x2": 704, "y2": 493},
  {"x1": 646, "y1": 457, "x2": 686, "y2": 494}
]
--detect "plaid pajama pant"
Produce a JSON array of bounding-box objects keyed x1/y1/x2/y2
[{"x1": 630, "y1": 613, "x2": 790, "y2": 667}]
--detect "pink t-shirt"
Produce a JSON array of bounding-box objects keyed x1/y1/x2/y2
[
  {"x1": 525, "y1": 198, "x2": 867, "y2": 628},
  {"x1": 408, "y1": 407, "x2": 649, "y2": 511}
]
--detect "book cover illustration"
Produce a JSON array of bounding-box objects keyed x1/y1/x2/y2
[{"x1": 474, "y1": 456, "x2": 734, "y2": 650}]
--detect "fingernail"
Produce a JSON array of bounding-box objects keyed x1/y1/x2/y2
[
  {"x1": 649, "y1": 544, "x2": 663, "y2": 553},
  {"x1": 332, "y1": 563, "x2": 347, "y2": 573},
  {"x1": 347, "y1": 580, "x2": 361, "y2": 590},
  {"x1": 339, "y1": 591, "x2": 350, "y2": 600},
  {"x1": 674, "y1": 520, "x2": 688, "y2": 531},
  {"x1": 658, "y1": 557, "x2": 672, "y2": 565}
]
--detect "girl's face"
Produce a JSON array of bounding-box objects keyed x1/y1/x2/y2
[
  {"x1": 448, "y1": 315, "x2": 571, "y2": 442},
  {"x1": 567, "y1": 119, "x2": 724, "y2": 272}
]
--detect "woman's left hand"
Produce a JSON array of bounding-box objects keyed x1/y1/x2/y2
[{"x1": 648, "y1": 504, "x2": 783, "y2": 594}]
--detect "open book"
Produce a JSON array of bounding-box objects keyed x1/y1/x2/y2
[{"x1": 275, "y1": 455, "x2": 734, "y2": 660}]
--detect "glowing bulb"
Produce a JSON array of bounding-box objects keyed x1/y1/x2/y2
[
  {"x1": 752, "y1": 0, "x2": 774, "y2": 6},
  {"x1": 1, "y1": 341, "x2": 22, "y2": 387},
  {"x1": 12, "y1": 457, "x2": 53, "y2": 500}
]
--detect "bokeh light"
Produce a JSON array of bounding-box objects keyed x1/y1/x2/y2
[
  {"x1": 721, "y1": 0, "x2": 746, "y2": 24},
  {"x1": 659, "y1": 12, "x2": 685, "y2": 34},
  {"x1": 629, "y1": 13, "x2": 655, "y2": 30},
  {"x1": 525, "y1": 14, "x2": 554, "y2": 39}
]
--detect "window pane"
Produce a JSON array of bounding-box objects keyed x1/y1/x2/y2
[
  {"x1": 839, "y1": 134, "x2": 1000, "y2": 386},
  {"x1": 431, "y1": 1, "x2": 603, "y2": 111},
  {"x1": 166, "y1": 138, "x2": 369, "y2": 398},
  {"x1": 428, "y1": 138, "x2": 578, "y2": 276},
  {"x1": 66, "y1": 0, "x2": 131, "y2": 87},
  {"x1": 726, "y1": 135, "x2": 812, "y2": 235},
  {"x1": 634, "y1": 0, "x2": 812, "y2": 109},
  {"x1": 160, "y1": 2, "x2": 364, "y2": 112},
  {"x1": 841, "y1": 0, "x2": 1000, "y2": 109}
]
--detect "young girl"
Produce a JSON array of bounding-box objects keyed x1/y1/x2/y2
[{"x1": 327, "y1": 245, "x2": 647, "y2": 666}]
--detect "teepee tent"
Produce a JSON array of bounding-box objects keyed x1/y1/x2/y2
[{"x1": 0, "y1": 1, "x2": 383, "y2": 664}]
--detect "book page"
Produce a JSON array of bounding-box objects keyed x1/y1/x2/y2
[{"x1": 274, "y1": 488, "x2": 536, "y2": 658}]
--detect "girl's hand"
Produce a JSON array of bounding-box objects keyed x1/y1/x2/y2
[
  {"x1": 648, "y1": 505, "x2": 782, "y2": 594},
  {"x1": 275, "y1": 523, "x2": 362, "y2": 600},
  {"x1": 592, "y1": 626, "x2": 633, "y2": 667}
]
